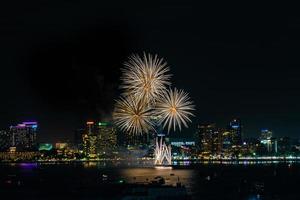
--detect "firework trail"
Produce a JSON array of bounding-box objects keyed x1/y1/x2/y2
[
  {"x1": 113, "y1": 95, "x2": 153, "y2": 135},
  {"x1": 120, "y1": 53, "x2": 171, "y2": 104},
  {"x1": 155, "y1": 88, "x2": 195, "y2": 133}
]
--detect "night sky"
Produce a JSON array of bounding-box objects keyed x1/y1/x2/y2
[{"x1": 1, "y1": 2, "x2": 300, "y2": 142}]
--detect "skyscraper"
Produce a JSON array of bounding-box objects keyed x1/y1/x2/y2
[
  {"x1": 211, "y1": 129, "x2": 223, "y2": 154},
  {"x1": 97, "y1": 122, "x2": 117, "y2": 156},
  {"x1": 260, "y1": 129, "x2": 277, "y2": 153},
  {"x1": 196, "y1": 123, "x2": 216, "y2": 154},
  {"x1": 260, "y1": 129, "x2": 272, "y2": 140},
  {"x1": 228, "y1": 118, "x2": 242, "y2": 146},
  {"x1": 10, "y1": 121, "x2": 38, "y2": 151},
  {"x1": 82, "y1": 121, "x2": 117, "y2": 158},
  {"x1": 82, "y1": 121, "x2": 97, "y2": 158},
  {"x1": 195, "y1": 123, "x2": 225, "y2": 155}
]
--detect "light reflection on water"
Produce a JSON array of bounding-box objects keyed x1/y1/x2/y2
[
  {"x1": 2, "y1": 159, "x2": 296, "y2": 172},
  {"x1": 119, "y1": 167, "x2": 195, "y2": 186},
  {"x1": 3, "y1": 159, "x2": 300, "y2": 170},
  {"x1": 1, "y1": 161, "x2": 300, "y2": 199},
  {"x1": 79, "y1": 159, "x2": 300, "y2": 168},
  {"x1": 173, "y1": 160, "x2": 299, "y2": 165}
]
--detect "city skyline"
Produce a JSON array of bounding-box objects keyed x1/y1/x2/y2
[
  {"x1": 0, "y1": 118, "x2": 297, "y2": 144},
  {"x1": 1, "y1": 2, "x2": 300, "y2": 141},
  {"x1": 1, "y1": 118, "x2": 298, "y2": 161},
  {"x1": 2, "y1": 2, "x2": 300, "y2": 200}
]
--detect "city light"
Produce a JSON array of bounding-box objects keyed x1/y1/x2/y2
[{"x1": 98, "y1": 122, "x2": 109, "y2": 126}]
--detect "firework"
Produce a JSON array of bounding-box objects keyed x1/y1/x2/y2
[
  {"x1": 114, "y1": 53, "x2": 195, "y2": 137},
  {"x1": 155, "y1": 88, "x2": 195, "y2": 132},
  {"x1": 154, "y1": 136, "x2": 172, "y2": 165},
  {"x1": 120, "y1": 53, "x2": 171, "y2": 104},
  {"x1": 113, "y1": 95, "x2": 153, "y2": 135}
]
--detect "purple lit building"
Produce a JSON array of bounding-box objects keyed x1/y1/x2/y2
[{"x1": 10, "y1": 121, "x2": 38, "y2": 151}]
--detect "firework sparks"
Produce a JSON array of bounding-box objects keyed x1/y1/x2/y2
[
  {"x1": 155, "y1": 88, "x2": 195, "y2": 132},
  {"x1": 114, "y1": 53, "x2": 195, "y2": 136},
  {"x1": 113, "y1": 95, "x2": 153, "y2": 135},
  {"x1": 120, "y1": 53, "x2": 171, "y2": 104}
]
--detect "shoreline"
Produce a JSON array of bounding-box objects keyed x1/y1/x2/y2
[{"x1": 1, "y1": 157, "x2": 300, "y2": 164}]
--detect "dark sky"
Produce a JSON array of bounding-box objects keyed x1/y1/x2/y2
[{"x1": 1, "y1": 1, "x2": 300, "y2": 142}]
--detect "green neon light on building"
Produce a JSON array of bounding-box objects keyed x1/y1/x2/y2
[
  {"x1": 38, "y1": 143, "x2": 53, "y2": 151},
  {"x1": 98, "y1": 122, "x2": 109, "y2": 126}
]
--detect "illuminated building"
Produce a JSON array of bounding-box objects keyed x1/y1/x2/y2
[
  {"x1": 55, "y1": 143, "x2": 68, "y2": 156},
  {"x1": 0, "y1": 146, "x2": 40, "y2": 161},
  {"x1": 277, "y1": 137, "x2": 291, "y2": 155},
  {"x1": 0, "y1": 151, "x2": 40, "y2": 161},
  {"x1": 82, "y1": 121, "x2": 97, "y2": 158},
  {"x1": 196, "y1": 123, "x2": 228, "y2": 156},
  {"x1": 170, "y1": 139, "x2": 195, "y2": 147},
  {"x1": 196, "y1": 123, "x2": 216, "y2": 154},
  {"x1": 81, "y1": 121, "x2": 117, "y2": 158},
  {"x1": 38, "y1": 143, "x2": 53, "y2": 151},
  {"x1": 212, "y1": 129, "x2": 223, "y2": 154},
  {"x1": 222, "y1": 130, "x2": 233, "y2": 150},
  {"x1": 97, "y1": 122, "x2": 117, "y2": 156},
  {"x1": 260, "y1": 129, "x2": 272, "y2": 152},
  {"x1": 55, "y1": 143, "x2": 68, "y2": 149},
  {"x1": 82, "y1": 133, "x2": 89, "y2": 157},
  {"x1": 89, "y1": 135, "x2": 97, "y2": 158},
  {"x1": 0, "y1": 130, "x2": 10, "y2": 151},
  {"x1": 228, "y1": 118, "x2": 242, "y2": 145},
  {"x1": 10, "y1": 121, "x2": 38, "y2": 151},
  {"x1": 86, "y1": 121, "x2": 95, "y2": 134},
  {"x1": 260, "y1": 129, "x2": 277, "y2": 153},
  {"x1": 273, "y1": 138, "x2": 278, "y2": 153},
  {"x1": 260, "y1": 129, "x2": 272, "y2": 140},
  {"x1": 87, "y1": 121, "x2": 97, "y2": 158},
  {"x1": 54, "y1": 142, "x2": 75, "y2": 158},
  {"x1": 170, "y1": 139, "x2": 196, "y2": 159},
  {"x1": 9, "y1": 146, "x2": 16, "y2": 153}
]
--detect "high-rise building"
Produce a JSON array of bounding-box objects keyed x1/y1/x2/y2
[
  {"x1": 277, "y1": 137, "x2": 291, "y2": 155},
  {"x1": 222, "y1": 130, "x2": 233, "y2": 150},
  {"x1": 88, "y1": 135, "x2": 97, "y2": 158},
  {"x1": 228, "y1": 118, "x2": 242, "y2": 146},
  {"x1": 82, "y1": 121, "x2": 97, "y2": 158},
  {"x1": 196, "y1": 123, "x2": 224, "y2": 154},
  {"x1": 260, "y1": 129, "x2": 272, "y2": 140},
  {"x1": 82, "y1": 132, "x2": 89, "y2": 157},
  {"x1": 10, "y1": 121, "x2": 38, "y2": 151},
  {"x1": 196, "y1": 123, "x2": 215, "y2": 153},
  {"x1": 260, "y1": 129, "x2": 277, "y2": 153},
  {"x1": 211, "y1": 129, "x2": 223, "y2": 154},
  {"x1": 0, "y1": 130, "x2": 10, "y2": 151},
  {"x1": 197, "y1": 123, "x2": 216, "y2": 153},
  {"x1": 82, "y1": 121, "x2": 117, "y2": 158},
  {"x1": 97, "y1": 122, "x2": 117, "y2": 155}
]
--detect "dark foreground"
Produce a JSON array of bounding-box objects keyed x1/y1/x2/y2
[{"x1": 0, "y1": 161, "x2": 300, "y2": 200}]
